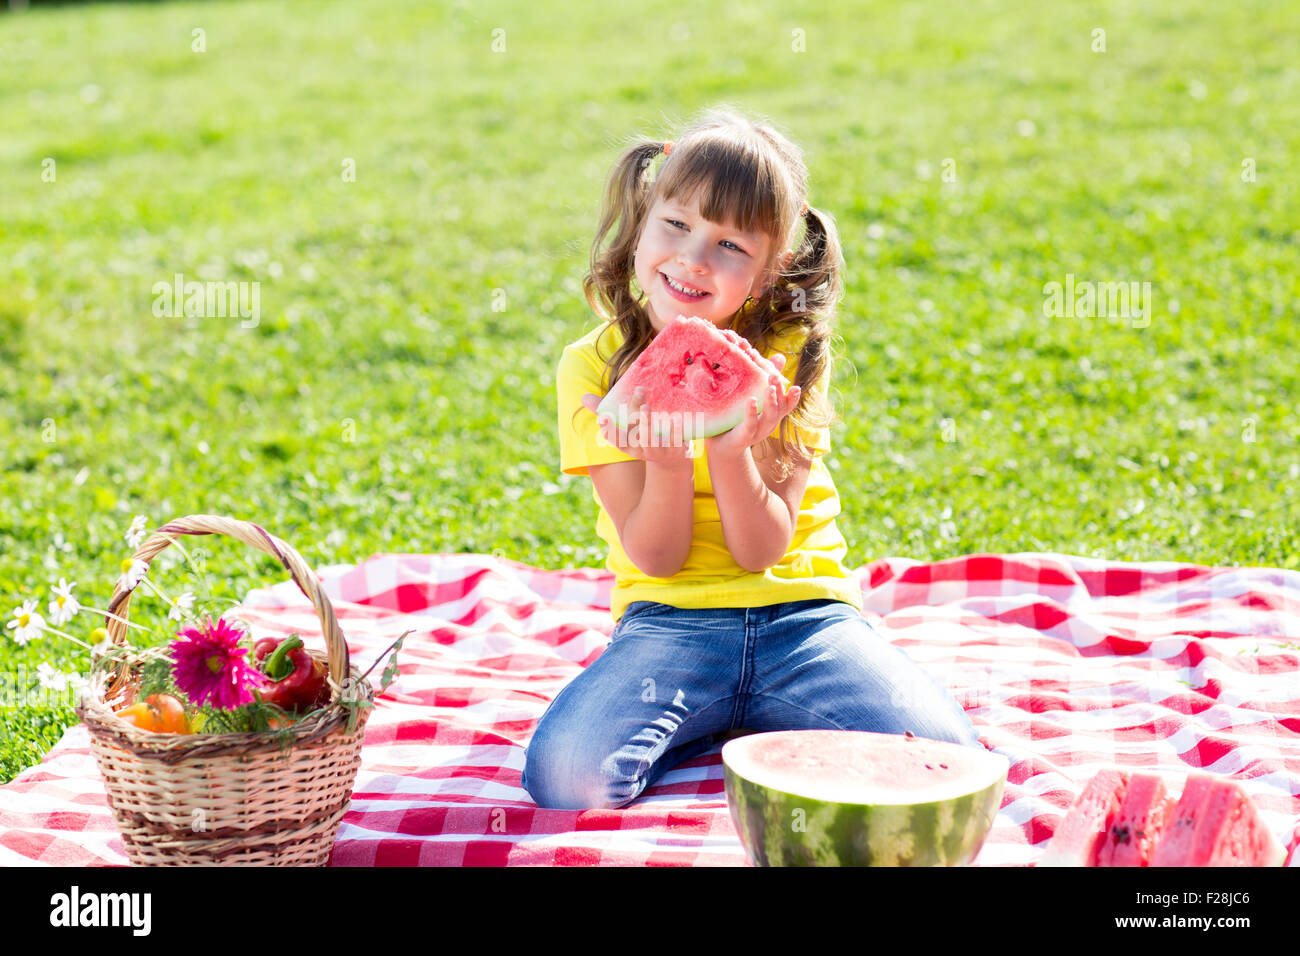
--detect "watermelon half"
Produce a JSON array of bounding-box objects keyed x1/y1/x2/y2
[
  {"x1": 597, "y1": 314, "x2": 783, "y2": 442},
  {"x1": 721, "y1": 730, "x2": 1008, "y2": 867}
]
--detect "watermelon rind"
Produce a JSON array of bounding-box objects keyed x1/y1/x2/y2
[{"x1": 722, "y1": 731, "x2": 1008, "y2": 867}]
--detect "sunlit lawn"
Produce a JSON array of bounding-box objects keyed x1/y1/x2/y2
[{"x1": 1, "y1": 0, "x2": 1297, "y2": 780}]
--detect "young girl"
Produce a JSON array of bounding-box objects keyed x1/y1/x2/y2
[{"x1": 522, "y1": 106, "x2": 980, "y2": 810}]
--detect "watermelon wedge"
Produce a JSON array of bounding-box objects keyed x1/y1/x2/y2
[
  {"x1": 1096, "y1": 771, "x2": 1176, "y2": 867},
  {"x1": 1284, "y1": 821, "x2": 1300, "y2": 867},
  {"x1": 1148, "y1": 772, "x2": 1287, "y2": 867},
  {"x1": 597, "y1": 314, "x2": 783, "y2": 441},
  {"x1": 1038, "y1": 768, "x2": 1132, "y2": 867},
  {"x1": 721, "y1": 730, "x2": 1008, "y2": 867}
]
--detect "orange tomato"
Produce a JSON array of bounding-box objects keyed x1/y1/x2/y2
[{"x1": 114, "y1": 694, "x2": 193, "y2": 734}]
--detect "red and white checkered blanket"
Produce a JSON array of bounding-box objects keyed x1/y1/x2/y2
[{"x1": 3, "y1": 552, "x2": 1298, "y2": 866}]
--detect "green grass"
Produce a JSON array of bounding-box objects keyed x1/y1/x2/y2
[{"x1": 2, "y1": 0, "x2": 1298, "y2": 783}]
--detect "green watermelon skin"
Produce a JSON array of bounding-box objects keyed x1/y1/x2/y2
[
  {"x1": 722, "y1": 731, "x2": 1007, "y2": 867},
  {"x1": 725, "y1": 773, "x2": 1004, "y2": 867}
]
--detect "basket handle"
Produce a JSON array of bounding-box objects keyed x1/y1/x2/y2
[{"x1": 103, "y1": 514, "x2": 350, "y2": 701}]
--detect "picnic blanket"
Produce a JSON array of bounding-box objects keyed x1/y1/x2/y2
[{"x1": 3, "y1": 551, "x2": 1298, "y2": 866}]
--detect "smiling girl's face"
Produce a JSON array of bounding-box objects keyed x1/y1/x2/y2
[{"x1": 634, "y1": 190, "x2": 775, "y2": 332}]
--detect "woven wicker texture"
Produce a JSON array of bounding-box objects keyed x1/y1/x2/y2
[{"x1": 77, "y1": 514, "x2": 373, "y2": 866}]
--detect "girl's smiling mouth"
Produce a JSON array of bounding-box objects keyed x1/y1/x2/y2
[{"x1": 661, "y1": 272, "x2": 711, "y2": 301}]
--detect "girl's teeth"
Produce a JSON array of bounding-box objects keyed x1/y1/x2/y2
[{"x1": 667, "y1": 275, "x2": 706, "y2": 296}]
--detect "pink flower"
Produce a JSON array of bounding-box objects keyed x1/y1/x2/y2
[{"x1": 170, "y1": 615, "x2": 267, "y2": 710}]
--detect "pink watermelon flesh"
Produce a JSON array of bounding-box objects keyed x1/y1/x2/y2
[
  {"x1": 1095, "y1": 771, "x2": 1176, "y2": 867},
  {"x1": 1148, "y1": 772, "x2": 1286, "y2": 867},
  {"x1": 596, "y1": 314, "x2": 782, "y2": 441},
  {"x1": 1038, "y1": 769, "x2": 1132, "y2": 866},
  {"x1": 725, "y1": 730, "x2": 1006, "y2": 805},
  {"x1": 1284, "y1": 822, "x2": 1300, "y2": 867}
]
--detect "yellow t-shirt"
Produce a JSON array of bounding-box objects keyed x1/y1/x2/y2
[{"x1": 556, "y1": 317, "x2": 863, "y2": 622}]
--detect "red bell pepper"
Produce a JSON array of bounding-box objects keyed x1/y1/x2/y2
[{"x1": 254, "y1": 635, "x2": 330, "y2": 713}]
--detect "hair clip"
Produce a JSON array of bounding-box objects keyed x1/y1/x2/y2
[{"x1": 662, "y1": 141, "x2": 673, "y2": 156}]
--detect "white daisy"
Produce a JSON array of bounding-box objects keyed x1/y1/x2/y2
[
  {"x1": 125, "y1": 515, "x2": 149, "y2": 550},
  {"x1": 48, "y1": 578, "x2": 81, "y2": 626},
  {"x1": 36, "y1": 662, "x2": 70, "y2": 692},
  {"x1": 120, "y1": 558, "x2": 149, "y2": 590},
  {"x1": 168, "y1": 591, "x2": 195, "y2": 622},
  {"x1": 6, "y1": 600, "x2": 47, "y2": 645}
]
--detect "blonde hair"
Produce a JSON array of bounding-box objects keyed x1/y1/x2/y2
[{"x1": 581, "y1": 105, "x2": 846, "y2": 479}]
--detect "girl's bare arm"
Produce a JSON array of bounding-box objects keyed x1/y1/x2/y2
[{"x1": 583, "y1": 388, "x2": 697, "y2": 578}]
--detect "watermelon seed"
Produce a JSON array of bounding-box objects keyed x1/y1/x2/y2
[
  {"x1": 940, "y1": 763, "x2": 948, "y2": 769},
  {"x1": 712, "y1": 362, "x2": 720, "y2": 369},
  {"x1": 925, "y1": 764, "x2": 933, "y2": 770},
  {"x1": 905, "y1": 731, "x2": 915, "y2": 739},
  {"x1": 685, "y1": 354, "x2": 693, "y2": 364}
]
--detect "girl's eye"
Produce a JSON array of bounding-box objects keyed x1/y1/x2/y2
[{"x1": 665, "y1": 219, "x2": 747, "y2": 254}]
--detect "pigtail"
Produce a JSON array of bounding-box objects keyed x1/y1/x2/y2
[
  {"x1": 733, "y1": 203, "x2": 846, "y2": 480},
  {"x1": 583, "y1": 141, "x2": 665, "y2": 393}
]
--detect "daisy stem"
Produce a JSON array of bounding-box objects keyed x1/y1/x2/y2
[
  {"x1": 39, "y1": 623, "x2": 94, "y2": 650},
  {"x1": 160, "y1": 534, "x2": 199, "y2": 569},
  {"x1": 82, "y1": 606, "x2": 153, "y2": 634},
  {"x1": 137, "y1": 577, "x2": 174, "y2": 607}
]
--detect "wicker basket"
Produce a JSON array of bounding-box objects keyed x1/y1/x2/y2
[{"x1": 77, "y1": 514, "x2": 373, "y2": 866}]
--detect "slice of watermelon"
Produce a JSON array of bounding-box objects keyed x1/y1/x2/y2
[
  {"x1": 1095, "y1": 771, "x2": 1176, "y2": 867},
  {"x1": 596, "y1": 314, "x2": 783, "y2": 441},
  {"x1": 1037, "y1": 768, "x2": 1131, "y2": 866},
  {"x1": 721, "y1": 730, "x2": 1008, "y2": 867},
  {"x1": 1148, "y1": 772, "x2": 1287, "y2": 867},
  {"x1": 1284, "y1": 821, "x2": 1300, "y2": 867}
]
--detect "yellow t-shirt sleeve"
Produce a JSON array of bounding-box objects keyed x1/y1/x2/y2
[{"x1": 557, "y1": 340, "x2": 635, "y2": 477}]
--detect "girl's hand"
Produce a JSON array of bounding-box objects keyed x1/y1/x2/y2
[
  {"x1": 582, "y1": 388, "x2": 696, "y2": 472},
  {"x1": 703, "y1": 352, "x2": 801, "y2": 461}
]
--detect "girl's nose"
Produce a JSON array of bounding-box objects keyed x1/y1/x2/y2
[{"x1": 676, "y1": 240, "x2": 709, "y2": 272}]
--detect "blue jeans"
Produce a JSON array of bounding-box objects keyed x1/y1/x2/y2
[{"x1": 521, "y1": 598, "x2": 981, "y2": 809}]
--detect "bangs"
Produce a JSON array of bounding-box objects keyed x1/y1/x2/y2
[{"x1": 656, "y1": 134, "x2": 783, "y2": 244}]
